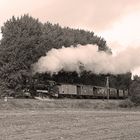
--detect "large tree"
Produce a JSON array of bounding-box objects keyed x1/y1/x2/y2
[{"x1": 0, "y1": 15, "x2": 45, "y2": 93}]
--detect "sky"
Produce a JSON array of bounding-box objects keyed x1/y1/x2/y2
[{"x1": 0, "y1": 0, "x2": 140, "y2": 75}]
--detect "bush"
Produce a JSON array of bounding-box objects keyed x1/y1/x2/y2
[
  {"x1": 119, "y1": 99, "x2": 135, "y2": 108},
  {"x1": 129, "y1": 80, "x2": 140, "y2": 104},
  {"x1": 130, "y1": 96, "x2": 140, "y2": 105}
]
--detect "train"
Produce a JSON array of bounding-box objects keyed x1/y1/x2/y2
[{"x1": 24, "y1": 79, "x2": 128, "y2": 99}]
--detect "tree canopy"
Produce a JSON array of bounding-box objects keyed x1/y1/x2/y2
[{"x1": 0, "y1": 15, "x2": 44, "y2": 93}]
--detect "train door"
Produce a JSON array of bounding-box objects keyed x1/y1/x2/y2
[
  {"x1": 77, "y1": 85, "x2": 81, "y2": 95},
  {"x1": 93, "y1": 87, "x2": 97, "y2": 96}
]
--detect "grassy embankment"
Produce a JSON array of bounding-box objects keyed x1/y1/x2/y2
[{"x1": 0, "y1": 98, "x2": 135, "y2": 110}]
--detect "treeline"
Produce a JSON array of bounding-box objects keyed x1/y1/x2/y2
[
  {"x1": 0, "y1": 14, "x2": 130, "y2": 96},
  {"x1": 34, "y1": 71, "x2": 131, "y2": 90}
]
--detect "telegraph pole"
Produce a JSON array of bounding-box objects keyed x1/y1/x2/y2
[{"x1": 106, "y1": 76, "x2": 110, "y2": 100}]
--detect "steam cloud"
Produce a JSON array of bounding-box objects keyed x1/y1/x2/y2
[{"x1": 33, "y1": 44, "x2": 140, "y2": 75}]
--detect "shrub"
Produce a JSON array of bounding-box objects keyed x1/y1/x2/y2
[
  {"x1": 129, "y1": 80, "x2": 140, "y2": 104},
  {"x1": 119, "y1": 99, "x2": 135, "y2": 108}
]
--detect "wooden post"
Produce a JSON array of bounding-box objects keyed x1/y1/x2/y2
[{"x1": 106, "y1": 76, "x2": 110, "y2": 100}]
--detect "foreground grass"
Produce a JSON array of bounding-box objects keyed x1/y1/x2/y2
[
  {"x1": 1, "y1": 109, "x2": 140, "y2": 140},
  {"x1": 0, "y1": 99, "x2": 139, "y2": 140}
]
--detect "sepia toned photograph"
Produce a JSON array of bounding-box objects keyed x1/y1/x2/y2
[{"x1": 0, "y1": 0, "x2": 140, "y2": 139}]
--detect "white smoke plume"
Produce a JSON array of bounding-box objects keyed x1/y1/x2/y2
[{"x1": 33, "y1": 44, "x2": 140, "y2": 75}]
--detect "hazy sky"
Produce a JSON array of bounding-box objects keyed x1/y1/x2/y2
[{"x1": 0, "y1": 0, "x2": 140, "y2": 75}]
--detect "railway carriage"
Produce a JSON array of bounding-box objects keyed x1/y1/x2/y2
[
  {"x1": 57, "y1": 83, "x2": 128, "y2": 99},
  {"x1": 109, "y1": 88, "x2": 118, "y2": 98},
  {"x1": 58, "y1": 84, "x2": 77, "y2": 98}
]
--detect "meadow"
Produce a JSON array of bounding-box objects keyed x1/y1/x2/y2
[{"x1": 0, "y1": 99, "x2": 140, "y2": 140}]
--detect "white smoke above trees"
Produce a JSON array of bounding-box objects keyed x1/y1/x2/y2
[{"x1": 32, "y1": 44, "x2": 140, "y2": 75}]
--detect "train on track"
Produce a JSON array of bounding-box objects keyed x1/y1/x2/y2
[{"x1": 24, "y1": 79, "x2": 128, "y2": 99}]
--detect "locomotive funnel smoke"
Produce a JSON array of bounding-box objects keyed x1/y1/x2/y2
[{"x1": 33, "y1": 44, "x2": 140, "y2": 75}]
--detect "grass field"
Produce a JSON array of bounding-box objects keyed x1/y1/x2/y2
[{"x1": 0, "y1": 99, "x2": 140, "y2": 140}]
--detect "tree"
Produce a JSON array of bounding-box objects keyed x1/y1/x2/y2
[
  {"x1": 42, "y1": 22, "x2": 109, "y2": 51},
  {"x1": 0, "y1": 15, "x2": 45, "y2": 93},
  {"x1": 133, "y1": 75, "x2": 140, "y2": 81},
  {"x1": 109, "y1": 72, "x2": 132, "y2": 90},
  {"x1": 130, "y1": 79, "x2": 140, "y2": 104}
]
